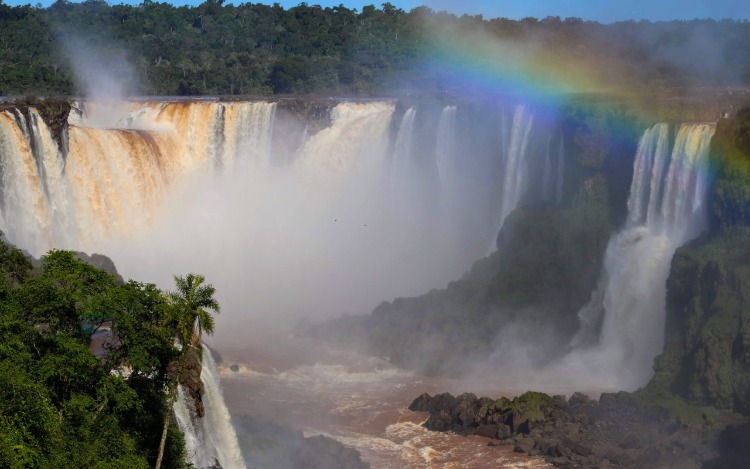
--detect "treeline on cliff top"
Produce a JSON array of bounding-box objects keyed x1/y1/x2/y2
[
  {"x1": 1, "y1": 0, "x2": 750, "y2": 97},
  {"x1": 0, "y1": 239, "x2": 194, "y2": 468}
]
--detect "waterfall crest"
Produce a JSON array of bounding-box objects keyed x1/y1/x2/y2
[{"x1": 0, "y1": 101, "x2": 277, "y2": 255}]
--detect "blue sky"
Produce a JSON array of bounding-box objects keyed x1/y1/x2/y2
[{"x1": 7, "y1": 0, "x2": 750, "y2": 22}]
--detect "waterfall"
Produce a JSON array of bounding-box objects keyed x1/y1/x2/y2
[
  {"x1": 0, "y1": 101, "x2": 278, "y2": 255},
  {"x1": 499, "y1": 105, "x2": 535, "y2": 225},
  {"x1": 297, "y1": 101, "x2": 394, "y2": 177},
  {"x1": 436, "y1": 105, "x2": 457, "y2": 192},
  {"x1": 0, "y1": 110, "x2": 55, "y2": 251},
  {"x1": 571, "y1": 123, "x2": 714, "y2": 390},
  {"x1": 173, "y1": 345, "x2": 246, "y2": 469},
  {"x1": 484, "y1": 105, "x2": 536, "y2": 253},
  {"x1": 390, "y1": 106, "x2": 417, "y2": 180}
]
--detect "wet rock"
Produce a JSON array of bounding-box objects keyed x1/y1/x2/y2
[
  {"x1": 424, "y1": 410, "x2": 453, "y2": 432},
  {"x1": 410, "y1": 387, "x2": 745, "y2": 468},
  {"x1": 430, "y1": 392, "x2": 459, "y2": 412},
  {"x1": 497, "y1": 423, "x2": 512, "y2": 439},
  {"x1": 408, "y1": 393, "x2": 433, "y2": 412},
  {"x1": 454, "y1": 393, "x2": 478, "y2": 432},
  {"x1": 181, "y1": 346, "x2": 206, "y2": 418},
  {"x1": 537, "y1": 438, "x2": 562, "y2": 457},
  {"x1": 570, "y1": 440, "x2": 593, "y2": 456},
  {"x1": 513, "y1": 436, "x2": 535, "y2": 454},
  {"x1": 474, "y1": 424, "x2": 498, "y2": 439}
]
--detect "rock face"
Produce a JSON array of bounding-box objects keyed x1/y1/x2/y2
[
  {"x1": 409, "y1": 391, "x2": 745, "y2": 468},
  {"x1": 648, "y1": 228, "x2": 750, "y2": 413},
  {"x1": 1, "y1": 99, "x2": 71, "y2": 151},
  {"x1": 73, "y1": 252, "x2": 125, "y2": 284},
  {"x1": 33, "y1": 99, "x2": 71, "y2": 151},
  {"x1": 271, "y1": 98, "x2": 334, "y2": 162},
  {"x1": 180, "y1": 346, "x2": 206, "y2": 418}
]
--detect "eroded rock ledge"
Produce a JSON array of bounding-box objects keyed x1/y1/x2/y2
[{"x1": 409, "y1": 391, "x2": 749, "y2": 468}]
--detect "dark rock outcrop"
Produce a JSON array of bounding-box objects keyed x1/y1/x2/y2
[
  {"x1": 33, "y1": 99, "x2": 71, "y2": 151},
  {"x1": 271, "y1": 98, "x2": 334, "y2": 163},
  {"x1": 1, "y1": 99, "x2": 71, "y2": 151},
  {"x1": 180, "y1": 346, "x2": 206, "y2": 418},
  {"x1": 73, "y1": 252, "x2": 125, "y2": 284},
  {"x1": 409, "y1": 390, "x2": 748, "y2": 468}
]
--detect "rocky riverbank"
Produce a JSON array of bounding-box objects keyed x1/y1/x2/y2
[{"x1": 409, "y1": 390, "x2": 749, "y2": 468}]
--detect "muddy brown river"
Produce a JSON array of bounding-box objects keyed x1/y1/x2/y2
[{"x1": 214, "y1": 331, "x2": 548, "y2": 468}]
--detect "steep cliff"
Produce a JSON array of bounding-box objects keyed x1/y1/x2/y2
[
  {"x1": 646, "y1": 110, "x2": 750, "y2": 413},
  {"x1": 306, "y1": 101, "x2": 637, "y2": 374}
]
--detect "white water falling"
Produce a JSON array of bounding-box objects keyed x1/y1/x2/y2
[
  {"x1": 390, "y1": 106, "x2": 417, "y2": 181},
  {"x1": 297, "y1": 101, "x2": 393, "y2": 178},
  {"x1": 567, "y1": 123, "x2": 714, "y2": 390},
  {"x1": 485, "y1": 105, "x2": 536, "y2": 253},
  {"x1": 0, "y1": 101, "x2": 279, "y2": 255},
  {"x1": 173, "y1": 345, "x2": 246, "y2": 469},
  {"x1": 0, "y1": 111, "x2": 54, "y2": 251},
  {"x1": 436, "y1": 105, "x2": 457, "y2": 192},
  {"x1": 228, "y1": 102, "x2": 276, "y2": 169},
  {"x1": 499, "y1": 105, "x2": 534, "y2": 224}
]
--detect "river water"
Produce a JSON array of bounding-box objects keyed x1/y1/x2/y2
[{"x1": 214, "y1": 330, "x2": 548, "y2": 469}]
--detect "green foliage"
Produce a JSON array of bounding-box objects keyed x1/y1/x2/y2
[
  {"x1": 0, "y1": 234, "x2": 32, "y2": 285},
  {"x1": 167, "y1": 273, "x2": 220, "y2": 347},
  {"x1": 0, "y1": 242, "x2": 190, "y2": 468},
  {"x1": 506, "y1": 391, "x2": 557, "y2": 422},
  {"x1": 0, "y1": 3, "x2": 749, "y2": 96}
]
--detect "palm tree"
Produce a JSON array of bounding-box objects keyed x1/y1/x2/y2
[
  {"x1": 155, "y1": 273, "x2": 220, "y2": 469},
  {"x1": 168, "y1": 273, "x2": 221, "y2": 348}
]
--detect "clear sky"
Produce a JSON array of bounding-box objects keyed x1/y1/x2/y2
[{"x1": 6, "y1": 0, "x2": 750, "y2": 22}]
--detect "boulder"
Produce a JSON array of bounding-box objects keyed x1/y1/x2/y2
[
  {"x1": 513, "y1": 436, "x2": 535, "y2": 454},
  {"x1": 424, "y1": 410, "x2": 453, "y2": 432},
  {"x1": 474, "y1": 424, "x2": 499, "y2": 439},
  {"x1": 408, "y1": 393, "x2": 433, "y2": 412}
]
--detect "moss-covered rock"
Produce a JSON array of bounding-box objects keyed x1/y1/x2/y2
[
  {"x1": 648, "y1": 228, "x2": 750, "y2": 413},
  {"x1": 490, "y1": 175, "x2": 611, "y2": 311}
]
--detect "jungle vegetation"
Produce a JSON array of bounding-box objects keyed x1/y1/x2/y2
[
  {"x1": 0, "y1": 237, "x2": 219, "y2": 468},
  {"x1": 1, "y1": 1, "x2": 750, "y2": 97}
]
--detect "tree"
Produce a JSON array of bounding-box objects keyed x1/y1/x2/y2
[
  {"x1": 0, "y1": 244, "x2": 188, "y2": 468},
  {"x1": 155, "y1": 273, "x2": 220, "y2": 469},
  {"x1": 166, "y1": 273, "x2": 220, "y2": 348}
]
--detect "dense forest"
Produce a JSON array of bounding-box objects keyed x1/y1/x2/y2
[
  {"x1": 0, "y1": 237, "x2": 197, "y2": 468},
  {"x1": 1, "y1": 1, "x2": 750, "y2": 97}
]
